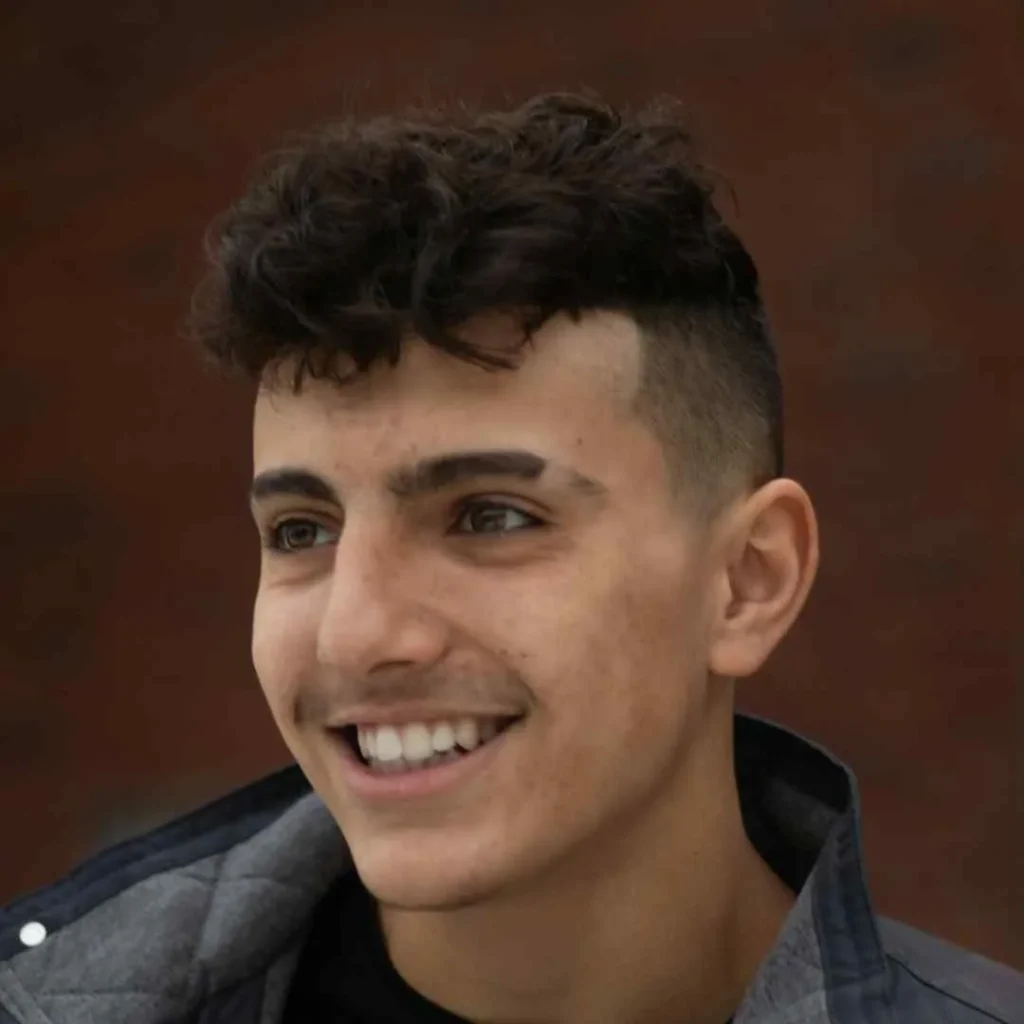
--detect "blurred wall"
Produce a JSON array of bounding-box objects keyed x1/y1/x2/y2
[{"x1": 1, "y1": 0, "x2": 1020, "y2": 966}]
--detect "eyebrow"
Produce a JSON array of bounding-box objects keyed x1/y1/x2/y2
[{"x1": 249, "y1": 449, "x2": 607, "y2": 507}]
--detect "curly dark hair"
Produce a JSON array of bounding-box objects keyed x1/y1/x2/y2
[{"x1": 189, "y1": 92, "x2": 783, "y2": 516}]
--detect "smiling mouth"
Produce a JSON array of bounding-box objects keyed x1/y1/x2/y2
[{"x1": 337, "y1": 716, "x2": 521, "y2": 774}]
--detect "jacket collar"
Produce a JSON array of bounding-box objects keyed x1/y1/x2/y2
[
  {"x1": 731, "y1": 716, "x2": 890, "y2": 1023},
  {"x1": 0, "y1": 714, "x2": 890, "y2": 1024}
]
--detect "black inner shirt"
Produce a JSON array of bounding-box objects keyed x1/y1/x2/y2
[{"x1": 282, "y1": 868, "x2": 469, "y2": 1023}]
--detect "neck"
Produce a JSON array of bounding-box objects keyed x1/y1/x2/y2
[{"x1": 380, "y1": 703, "x2": 796, "y2": 1024}]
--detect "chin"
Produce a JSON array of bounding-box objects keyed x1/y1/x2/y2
[{"x1": 348, "y1": 831, "x2": 526, "y2": 911}]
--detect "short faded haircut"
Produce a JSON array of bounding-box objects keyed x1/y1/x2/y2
[{"x1": 189, "y1": 92, "x2": 783, "y2": 519}]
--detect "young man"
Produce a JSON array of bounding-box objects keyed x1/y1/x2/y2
[{"x1": 0, "y1": 94, "x2": 1018, "y2": 1024}]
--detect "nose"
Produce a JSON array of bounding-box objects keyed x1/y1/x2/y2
[{"x1": 315, "y1": 535, "x2": 451, "y2": 678}]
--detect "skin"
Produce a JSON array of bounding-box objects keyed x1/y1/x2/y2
[{"x1": 250, "y1": 310, "x2": 819, "y2": 1024}]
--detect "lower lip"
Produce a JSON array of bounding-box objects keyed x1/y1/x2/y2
[{"x1": 332, "y1": 724, "x2": 519, "y2": 802}]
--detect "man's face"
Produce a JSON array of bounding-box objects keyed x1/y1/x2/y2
[{"x1": 251, "y1": 311, "x2": 725, "y2": 908}]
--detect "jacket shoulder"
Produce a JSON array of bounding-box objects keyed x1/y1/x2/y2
[
  {"x1": 878, "y1": 916, "x2": 1023, "y2": 1023},
  {"x1": 0, "y1": 765, "x2": 312, "y2": 963}
]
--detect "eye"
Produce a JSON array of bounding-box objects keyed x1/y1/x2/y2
[
  {"x1": 452, "y1": 501, "x2": 543, "y2": 536},
  {"x1": 264, "y1": 518, "x2": 337, "y2": 554}
]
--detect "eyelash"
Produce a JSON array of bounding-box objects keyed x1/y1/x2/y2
[{"x1": 262, "y1": 499, "x2": 545, "y2": 554}]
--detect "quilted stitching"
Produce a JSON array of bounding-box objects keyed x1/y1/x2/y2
[{"x1": 0, "y1": 794, "x2": 345, "y2": 1024}]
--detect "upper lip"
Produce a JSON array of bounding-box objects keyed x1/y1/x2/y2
[{"x1": 327, "y1": 706, "x2": 524, "y2": 729}]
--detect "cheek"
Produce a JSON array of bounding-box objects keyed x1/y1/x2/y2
[
  {"x1": 568, "y1": 583, "x2": 694, "y2": 736},
  {"x1": 251, "y1": 586, "x2": 320, "y2": 724},
  {"x1": 472, "y1": 549, "x2": 704, "y2": 742},
  {"x1": 470, "y1": 559, "x2": 709, "y2": 860}
]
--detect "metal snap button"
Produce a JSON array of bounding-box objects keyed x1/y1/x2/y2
[{"x1": 19, "y1": 922, "x2": 47, "y2": 947}]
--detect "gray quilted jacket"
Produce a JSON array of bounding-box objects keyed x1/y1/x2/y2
[{"x1": 1, "y1": 715, "x2": 1020, "y2": 1023}]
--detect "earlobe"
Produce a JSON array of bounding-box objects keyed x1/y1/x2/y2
[{"x1": 707, "y1": 479, "x2": 819, "y2": 680}]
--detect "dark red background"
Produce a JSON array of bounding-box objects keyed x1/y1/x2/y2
[{"x1": 2, "y1": 0, "x2": 1020, "y2": 967}]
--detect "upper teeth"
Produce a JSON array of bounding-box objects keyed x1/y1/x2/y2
[{"x1": 357, "y1": 718, "x2": 500, "y2": 765}]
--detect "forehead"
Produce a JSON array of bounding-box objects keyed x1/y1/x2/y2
[{"x1": 252, "y1": 311, "x2": 652, "y2": 479}]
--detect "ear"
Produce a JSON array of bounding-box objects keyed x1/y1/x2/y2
[{"x1": 707, "y1": 479, "x2": 819, "y2": 680}]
